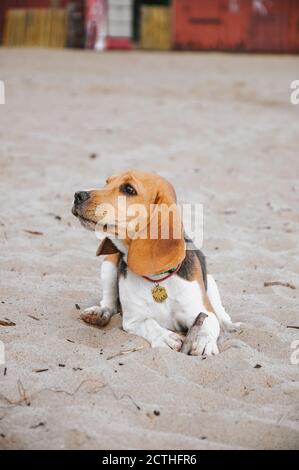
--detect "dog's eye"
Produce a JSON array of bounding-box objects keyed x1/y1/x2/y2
[{"x1": 120, "y1": 183, "x2": 137, "y2": 196}]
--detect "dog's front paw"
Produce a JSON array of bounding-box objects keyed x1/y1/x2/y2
[
  {"x1": 151, "y1": 331, "x2": 183, "y2": 351},
  {"x1": 222, "y1": 320, "x2": 243, "y2": 332},
  {"x1": 80, "y1": 306, "x2": 114, "y2": 327},
  {"x1": 190, "y1": 334, "x2": 219, "y2": 356}
]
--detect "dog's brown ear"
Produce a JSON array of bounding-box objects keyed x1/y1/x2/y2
[
  {"x1": 127, "y1": 181, "x2": 185, "y2": 276},
  {"x1": 96, "y1": 237, "x2": 119, "y2": 256}
]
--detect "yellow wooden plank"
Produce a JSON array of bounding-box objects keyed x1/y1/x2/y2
[
  {"x1": 17, "y1": 10, "x2": 27, "y2": 47},
  {"x1": 3, "y1": 7, "x2": 67, "y2": 48},
  {"x1": 49, "y1": 9, "x2": 56, "y2": 47},
  {"x1": 30, "y1": 9, "x2": 37, "y2": 46},
  {"x1": 3, "y1": 9, "x2": 26, "y2": 47},
  {"x1": 45, "y1": 9, "x2": 52, "y2": 47},
  {"x1": 141, "y1": 6, "x2": 171, "y2": 51},
  {"x1": 3, "y1": 10, "x2": 10, "y2": 46},
  {"x1": 50, "y1": 9, "x2": 67, "y2": 48},
  {"x1": 10, "y1": 10, "x2": 17, "y2": 45},
  {"x1": 35, "y1": 9, "x2": 44, "y2": 47},
  {"x1": 33, "y1": 9, "x2": 40, "y2": 47},
  {"x1": 39, "y1": 9, "x2": 46, "y2": 47},
  {"x1": 37, "y1": 9, "x2": 44, "y2": 47},
  {"x1": 32, "y1": 9, "x2": 40, "y2": 47},
  {"x1": 4, "y1": 10, "x2": 16, "y2": 46},
  {"x1": 25, "y1": 10, "x2": 33, "y2": 46},
  {"x1": 41, "y1": 9, "x2": 51, "y2": 47},
  {"x1": 58, "y1": 9, "x2": 67, "y2": 48},
  {"x1": 10, "y1": 10, "x2": 17, "y2": 46}
]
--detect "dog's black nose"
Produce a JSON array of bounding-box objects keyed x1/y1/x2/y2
[{"x1": 74, "y1": 191, "x2": 90, "y2": 205}]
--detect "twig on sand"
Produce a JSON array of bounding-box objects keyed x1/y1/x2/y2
[
  {"x1": 0, "y1": 319, "x2": 16, "y2": 327},
  {"x1": 287, "y1": 325, "x2": 299, "y2": 330},
  {"x1": 47, "y1": 213, "x2": 62, "y2": 221},
  {"x1": 264, "y1": 281, "x2": 296, "y2": 290},
  {"x1": 180, "y1": 312, "x2": 208, "y2": 355},
  {"x1": 28, "y1": 315, "x2": 40, "y2": 321},
  {"x1": 0, "y1": 380, "x2": 31, "y2": 407},
  {"x1": 107, "y1": 384, "x2": 141, "y2": 411},
  {"x1": 120, "y1": 393, "x2": 141, "y2": 411},
  {"x1": 30, "y1": 422, "x2": 45, "y2": 429},
  {"x1": 0, "y1": 380, "x2": 30, "y2": 406},
  {"x1": 23, "y1": 230, "x2": 44, "y2": 236},
  {"x1": 0, "y1": 379, "x2": 106, "y2": 409},
  {"x1": 106, "y1": 346, "x2": 145, "y2": 360},
  {"x1": 17, "y1": 380, "x2": 30, "y2": 406}
]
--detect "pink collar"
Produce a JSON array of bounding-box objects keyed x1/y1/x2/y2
[{"x1": 142, "y1": 264, "x2": 181, "y2": 283}]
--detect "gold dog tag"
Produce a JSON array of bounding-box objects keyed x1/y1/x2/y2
[{"x1": 152, "y1": 284, "x2": 168, "y2": 303}]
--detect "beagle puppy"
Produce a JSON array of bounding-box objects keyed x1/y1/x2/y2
[{"x1": 72, "y1": 170, "x2": 234, "y2": 355}]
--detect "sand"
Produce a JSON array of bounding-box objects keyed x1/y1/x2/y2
[{"x1": 0, "y1": 48, "x2": 298, "y2": 450}]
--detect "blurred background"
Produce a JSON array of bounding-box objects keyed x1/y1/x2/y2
[
  {"x1": 1, "y1": 0, "x2": 299, "y2": 453},
  {"x1": 1, "y1": 0, "x2": 299, "y2": 53}
]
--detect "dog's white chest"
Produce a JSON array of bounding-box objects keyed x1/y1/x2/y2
[{"x1": 119, "y1": 269, "x2": 205, "y2": 331}]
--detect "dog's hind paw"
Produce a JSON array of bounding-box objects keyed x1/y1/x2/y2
[{"x1": 80, "y1": 306, "x2": 114, "y2": 327}]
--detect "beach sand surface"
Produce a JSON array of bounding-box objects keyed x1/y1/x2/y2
[{"x1": 0, "y1": 49, "x2": 298, "y2": 449}]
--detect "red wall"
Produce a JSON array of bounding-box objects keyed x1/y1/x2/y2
[
  {"x1": 247, "y1": 0, "x2": 289, "y2": 52},
  {"x1": 288, "y1": 0, "x2": 299, "y2": 52},
  {"x1": 173, "y1": 0, "x2": 250, "y2": 50},
  {"x1": 173, "y1": 0, "x2": 299, "y2": 53},
  {"x1": 1, "y1": 0, "x2": 299, "y2": 52},
  {"x1": 220, "y1": 0, "x2": 251, "y2": 51}
]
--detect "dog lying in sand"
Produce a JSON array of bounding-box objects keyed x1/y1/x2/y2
[{"x1": 72, "y1": 170, "x2": 235, "y2": 355}]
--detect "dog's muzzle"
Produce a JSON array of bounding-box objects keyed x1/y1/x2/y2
[{"x1": 72, "y1": 190, "x2": 90, "y2": 216}]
